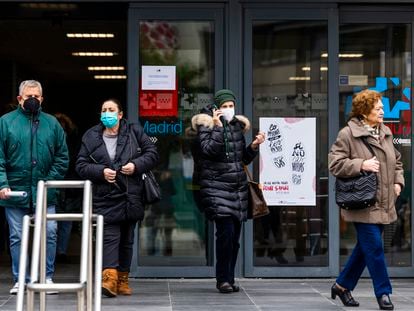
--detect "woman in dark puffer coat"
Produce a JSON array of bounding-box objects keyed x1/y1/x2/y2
[
  {"x1": 191, "y1": 89, "x2": 265, "y2": 293},
  {"x1": 76, "y1": 99, "x2": 158, "y2": 298}
]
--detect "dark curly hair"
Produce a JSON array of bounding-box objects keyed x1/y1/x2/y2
[
  {"x1": 103, "y1": 98, "x2": 123, "y2": 113},
  {"x1": 349, "y1": 89, "x2": 382, "y2": 120}
]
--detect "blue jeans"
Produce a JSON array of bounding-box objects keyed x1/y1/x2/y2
[
  {"x1": 5, "y1": 205, "x2": 57, "y2": 282},
  {"x1": 337, "y1": 223, "x2": 392, "y2": 298},
  {"x1": 57, "y1": 221, "x2": 72, "y2": 255}
]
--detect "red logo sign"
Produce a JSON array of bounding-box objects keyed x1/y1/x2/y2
[{"x1": 139, "y1": 81, "x2": 178, "y2": 117}]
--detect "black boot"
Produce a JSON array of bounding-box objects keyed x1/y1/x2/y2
[
  {"x1": 216, "y1": 282, "x2": 233, "y2": 293},
  {"x1": 377, "y1": 294, "x2": 394, "y2": 310},
  {"x1": 331, "y1": 283, "x2": 359, "y2": 307}
]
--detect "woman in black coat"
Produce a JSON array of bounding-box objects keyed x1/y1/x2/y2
[
  {"x1": 76, "y1": 98, "x2": 158, "y2": 297},
  {"x1": 191, "y1": 89, "x2": 265, "y2": 293}
]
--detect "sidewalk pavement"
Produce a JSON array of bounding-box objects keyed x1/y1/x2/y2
[{"x1": 0, "y1": 277, "x2": 413, "y2": 311}]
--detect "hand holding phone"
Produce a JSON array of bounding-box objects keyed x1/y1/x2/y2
[{"x1": 212, "y1": 105, "x2": 225, "y2": 126}]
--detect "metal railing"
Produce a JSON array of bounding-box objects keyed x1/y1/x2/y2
[{"x1": 16, "y1": 180, "x2": 103, "y2": 311}]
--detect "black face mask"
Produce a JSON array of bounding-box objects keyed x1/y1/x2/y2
[{"x1": 23, "y1": 97, "x2": 40, "y2": 114}]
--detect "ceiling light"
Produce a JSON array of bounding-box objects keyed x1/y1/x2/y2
[
  {"x1": 302, "y1": 67, "x2": 328, "y2": 71},
  {"x1": 289, "y1": 77, "x2": 311, "y2": 81},
  {"x1": 94, "y1": 75, "x2": 127, "y2": 79},
  {"x1": 321, "y1": 53, "x2": 363, "y2": 58},
  {"x1": 339, "y1": 53, "x2": 363, "y2": 58},
  {"x1": 67, "y1": 33, "x2": 114, "y2": 38},
  {"x1": 20, "y1": 3, "x2": 77, "y2": 10},
  {"x1": 72, "y1": 52, "x2": 117, "y2": 57},
  {"x1": 88, "y1": 66, "x2": 125, "y2": 71}
]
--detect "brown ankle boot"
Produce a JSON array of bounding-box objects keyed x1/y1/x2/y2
[
  {"x1": 102, "y1": 268, "x2": 118, "y2": 297},
  {"x1": 117, "y1": 271, "x2": 132, "y2": 295}
]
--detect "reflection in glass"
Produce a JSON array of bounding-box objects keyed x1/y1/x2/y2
[
  {"x1": 252, "y1": 21, "x2": 329, "y2": 266},
  {"x1": 138, "y1": 21, "x2": 215, "y2": 266},
  {"x1": 339, "y1": 24, "x2": 412, "y2": 267}
]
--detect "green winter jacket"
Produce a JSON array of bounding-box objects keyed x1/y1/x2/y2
[{"x1": 0, "y1": 106, "x2": 69, "y2": 209}]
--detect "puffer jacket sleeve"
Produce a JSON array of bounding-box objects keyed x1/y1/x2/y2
[
  {"x1": 198, "y1": 125, "x2": 225, "y2": 157},
  {"x1": 129, "y1": 124, "x2": 159, "y2": 175},
  {"x1": 328, "y1": 127, "x2": 364, "y2": 178},
  {"x1": 243, "y1": 142, "x2": 258, "y2": 165},
  {"x1": 76, "y1": 129, "x2": 107, "y2": 183}
]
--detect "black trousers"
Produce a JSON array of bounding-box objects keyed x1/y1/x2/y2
[
  {"x1": 103, "y1": 221, "x2": 136, "y2": 272},
  {"x1": 214, "y1": 216, "x2": 242, "y2": 284}
]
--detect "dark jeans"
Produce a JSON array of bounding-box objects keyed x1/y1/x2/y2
[
  {"x1": 214, "y1": 216, "x2": 242, "y2": 284},
  {"x1": 103, "y1": 221, "x2": 136, "y2": 272},
  {"x1": 337, "y1": 223, "x2": 392, "y2": 298}
]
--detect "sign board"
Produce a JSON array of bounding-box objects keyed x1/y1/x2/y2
[
  {"x1": 142, "y1": 66, "x2": 176, "y2": 90},
  {"x1": 139, "y1": 65, "x2": 178, "y2": 117},
  {"x1": 259, "y1": 117, "x2": 316, "y2": 206},
  {"x1": 339, "y1": 75, "x2": 368, "y2": 86}
]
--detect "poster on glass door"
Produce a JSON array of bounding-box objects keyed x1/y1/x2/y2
[{"x1": 259, "y1": 117, "x2": 316, "y2": 206}]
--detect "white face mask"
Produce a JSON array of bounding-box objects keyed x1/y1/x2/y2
[{"x1": 221, "y1": 107, "x2": 235, "y2": 121}]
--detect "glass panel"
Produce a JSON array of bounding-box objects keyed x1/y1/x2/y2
[
  {"x1": 252, "y1": 21, "x2": 329, "y2": 266},
  {"x1": 339, "y1": 24, "x2": 412, "y2": 267},
  {"x1": 138, "y1": 21, "x2": 215, "y2": 266}
]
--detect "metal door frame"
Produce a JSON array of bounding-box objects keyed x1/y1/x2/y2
[
  {"x1": 244, "y1": 5, "x2": 339, "y2": 277},
  {"x1": 243, "y1": 5, "x2": 339, "y2": 278},
  {"x1": 243, "y1": 3, "x2": 414, "y2": 278},
  {"x1": 339, "y1": 5, "x2": 414, "y2": 277},
  {"x1": 127, "y1": 3, "x2": 224, "y2": 277}
]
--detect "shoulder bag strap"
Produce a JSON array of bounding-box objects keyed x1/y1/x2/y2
[
  {"x1": 243, "y1": 165, "x2": 253, "y2": 182},
  {"x1": 361, "y1": 136, "x2": 375, "y2": 157},
  {"x1": 128, "y1": 123, "x2": 138, "y2": 145},
  {"x1": 128, "y1": 123, "x2": 142, "y2": 155},
  {"x1": 345, "y1": 124, "x2": 375, "y2": 157}
]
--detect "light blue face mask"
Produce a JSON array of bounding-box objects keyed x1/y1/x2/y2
[{"x1": 100, "y1": 111, "x2": 119, "y2": 128}]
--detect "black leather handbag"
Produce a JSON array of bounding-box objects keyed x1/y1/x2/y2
[
  {"x1": 335, "y1": 137, "x2": 377, "y2": 210},
  {"x1": 142, "y1": 171, "x2": 161, "y2": 204},
  {"x1": 128, "y1": 126, "x2": 161, "y2": 205}
]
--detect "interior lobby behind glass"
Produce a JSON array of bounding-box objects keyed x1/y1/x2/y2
[
  {"x1": 252, "y1": 21, "x2": 329, "y2": 267},
  {"x1": 0, "y1": 2, "x2": 127, "y2": 266},
  {"x1": 339, "y1": 23, "x2": 412, "y2": 267},
  {"x1": 138, "y1": 21, "x2": 215, "y2": 266}
]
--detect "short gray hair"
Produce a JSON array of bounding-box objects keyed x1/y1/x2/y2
[{"x1": 19, "y1": 80, "x2": 43, "y2": 96}]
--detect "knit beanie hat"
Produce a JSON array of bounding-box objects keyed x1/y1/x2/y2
[{"x1": 214, "y1": 89, "x2": 236, "y2": 107}]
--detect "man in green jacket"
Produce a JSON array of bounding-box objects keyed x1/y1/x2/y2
[{"x1": 0, "y1": 80, "x2": 69, "y2": 295}]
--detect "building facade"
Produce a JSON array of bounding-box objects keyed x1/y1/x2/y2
[{"x1": 0, "y1": 0, "x2": 413, "y2": 278}]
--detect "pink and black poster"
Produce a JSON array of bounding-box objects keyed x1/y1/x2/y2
[{"x1": 259, "y1": 117, "x2": 316, "y2": 206}]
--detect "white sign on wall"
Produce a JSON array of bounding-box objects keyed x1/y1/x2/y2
[
  {"x1": 259, "y1": 117, "x2": 316, "y2": 206},
  {"x1": 142, "y1": 65, "x2": 176, "y2": 90}
]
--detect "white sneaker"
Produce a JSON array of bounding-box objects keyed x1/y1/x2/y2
[
  {"x1": 9, "y1": 282, "x2": 19, "y2": 295},
  {"x1": 46, "y1": 278, "x2": 59, "y2": 295}
]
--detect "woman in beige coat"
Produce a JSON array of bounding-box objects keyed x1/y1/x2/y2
[{"x1": 328, "y1": 89, "x2": 404, "y2": 310}]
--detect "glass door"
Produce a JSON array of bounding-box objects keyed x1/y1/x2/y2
[
  {"x1": 244, "y1": 8, "x2": 333, "y2": 277},
  {"x1": 128, "y1": 5, "x2": 223, "y2": 277},
  {"x1": 339, "y1": 9, "x2": 413, "y2": 276}
]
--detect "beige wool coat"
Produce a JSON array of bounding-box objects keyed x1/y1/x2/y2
[{"x1": 328, "y1": 118, "x2": 404, "y2": 224}]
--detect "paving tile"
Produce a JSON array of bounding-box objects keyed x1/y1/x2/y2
[
  {"x1": 173, "y1": 307, "x2": 258, "y2": 311},
  {"x1": 0, "y1": 272, "x2": 413, "y2": 311}
]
